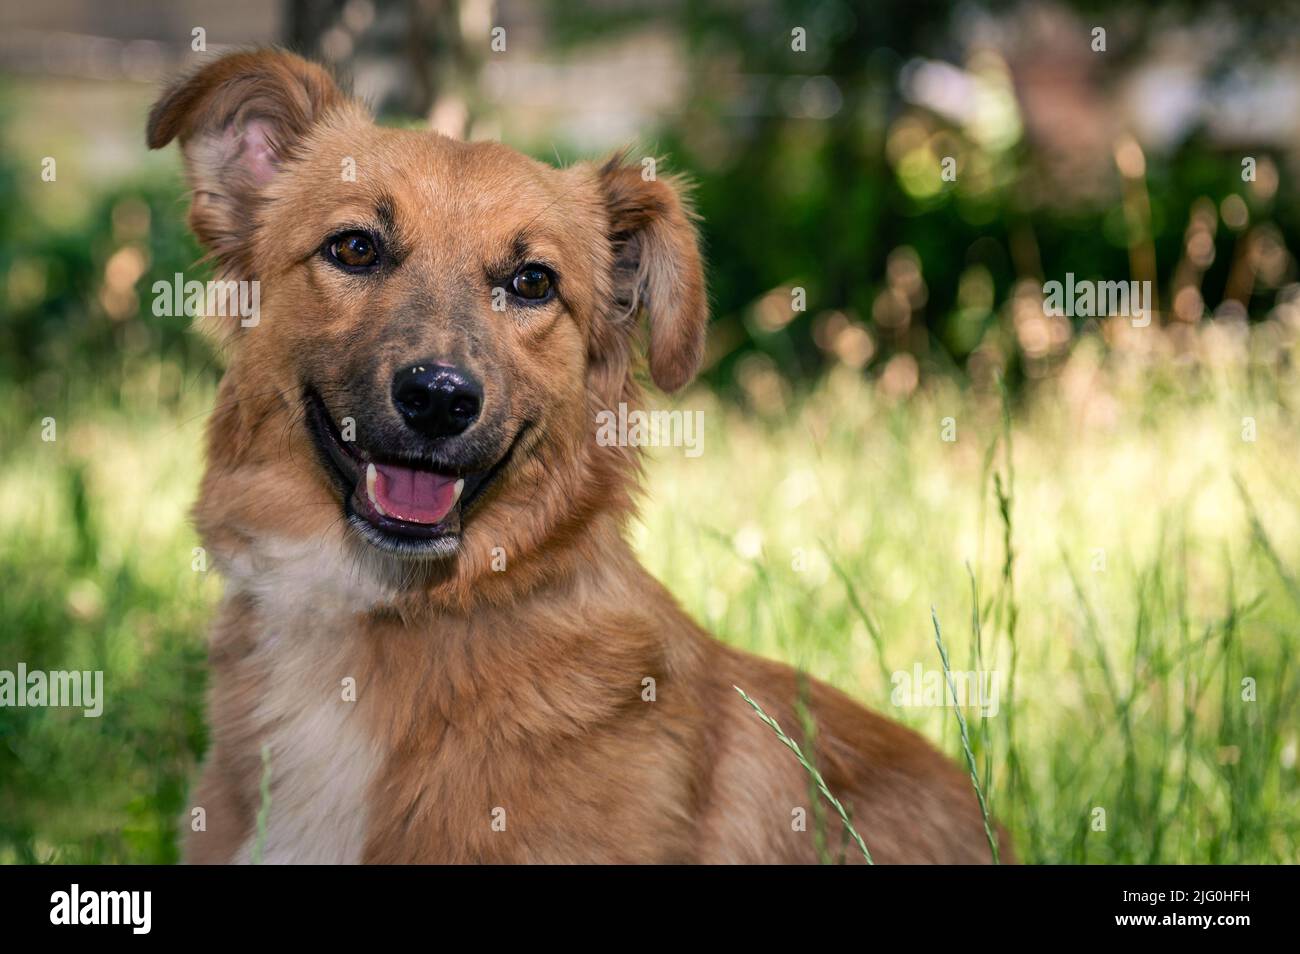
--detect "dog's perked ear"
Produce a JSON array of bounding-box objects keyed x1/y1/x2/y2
[
  {"x1": 146, "y1": 49, "x2": 349, "y2": 278},
  {"x1": 598, "y1": 156, "x2": 709, "y2": 393}
]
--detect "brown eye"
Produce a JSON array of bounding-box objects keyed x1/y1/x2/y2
[
  {"x1": 511, "y1": 265, "x2": 553, "y2": 301},
  {"x1": 328, "y1": 231, "x2": 379, "y2": 270}
]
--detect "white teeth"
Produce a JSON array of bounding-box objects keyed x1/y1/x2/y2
[
  {"x1": 452, "y1": 478, "x2": 465, "y2": 506},
  {"x1": 365, "y1": 462, "x2": 387, "y2": 516}
]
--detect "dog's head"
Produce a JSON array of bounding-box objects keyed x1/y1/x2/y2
[{"x1": 148, "y1": 50, "x2": 707, "y2": 599}]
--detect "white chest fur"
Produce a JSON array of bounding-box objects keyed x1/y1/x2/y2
[{"x1": 222, "y1": 538, "x2": 394, "y2": 864}]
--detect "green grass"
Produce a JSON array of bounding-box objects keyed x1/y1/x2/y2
[
  {"x1": 2, "y1": 338, "x2": 1298, "y2": 863},
  {"x1": 250, "y1": 745, "x2": 272, "y2": 865},
  {"x1": 635, "y1": 345, "x2": 1300, "y2": 865}
]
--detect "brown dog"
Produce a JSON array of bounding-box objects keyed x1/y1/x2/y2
[{"x1": 148, "y1": 49, "x2": 1005, "y2": 864}]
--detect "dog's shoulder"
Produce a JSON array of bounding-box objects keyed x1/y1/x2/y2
[{"x1": 695, "y1": 645, "x2": 1002, "y2": 863}]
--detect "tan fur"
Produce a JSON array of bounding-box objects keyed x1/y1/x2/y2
[{"x1": 151, "y1": 50, "x2": 1010, "y2": 864}]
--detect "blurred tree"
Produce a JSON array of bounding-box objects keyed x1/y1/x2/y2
[{"x1": 287, "y1": 0, "x2": 489, "y2": 130}]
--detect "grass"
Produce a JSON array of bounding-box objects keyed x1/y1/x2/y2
[
  {"x1": 931, "y1": 606, "x2": 1000, "y2": 863},
  {"x1": 251, "y1": 745, "x2": 272, "y2": 865},
  {"x1": 1, "y1": 334, "x2": 1298, "y2": 863},
  {"x1": 636, "y1": 340, "x2": 1300, "y2": 865}
]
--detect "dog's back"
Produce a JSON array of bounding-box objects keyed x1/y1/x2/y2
[{"x1": 700, "y1": 643, "x2": 1006, "y2": 863}]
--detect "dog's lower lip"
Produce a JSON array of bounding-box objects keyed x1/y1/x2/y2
[{"x1": 303, "y1": 390, "x2": 523, "y2": 548}]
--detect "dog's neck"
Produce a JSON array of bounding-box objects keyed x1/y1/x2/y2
[
  {"x1": 218, "y1": 509, "x2": 679, "y2": 737},
  {"x1": 219, "y1": 506, "x2": 650, "y2": 631}
]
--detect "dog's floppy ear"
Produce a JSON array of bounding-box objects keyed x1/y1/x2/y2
[
  {"x1": 598, "y1": 156, "x2": 709, "y2": 393},
  {"x1": 147, "y1": 49, "x2": 349, "y2": 277}
]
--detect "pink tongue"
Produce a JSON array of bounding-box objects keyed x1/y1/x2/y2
[{"x1": 372, "y1": 462, "x2": 457, "y2": 524}]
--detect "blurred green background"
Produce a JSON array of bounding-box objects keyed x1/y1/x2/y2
[{"x1": 1, "y1": 0, "x2": 1298, "y2": 863}]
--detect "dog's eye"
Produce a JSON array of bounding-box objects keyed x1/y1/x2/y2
[
  {"x1": 511, "y1": 265, "x2": 554, "y2": 301},
  {"x1": 327, "y1": 231, "x2": 379, "y2": 270}
]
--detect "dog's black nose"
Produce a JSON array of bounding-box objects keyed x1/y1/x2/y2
[{"x1": 391, "y1": 363, "x2": 482, "y2": 439}]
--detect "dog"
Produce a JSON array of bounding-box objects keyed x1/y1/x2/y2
[{"x1": 147, "y1": 49, "x2": 1008, "y2": 864}]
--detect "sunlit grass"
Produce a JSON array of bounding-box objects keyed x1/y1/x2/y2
[
  {"x1": 638, "y1": 343, "x2": 1300, "y2": 864},
  {"x1": 1, "y1": 336, "x2": 1298, "y2": 862}
]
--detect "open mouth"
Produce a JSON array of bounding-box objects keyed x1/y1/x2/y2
[{"x1": 303, "y1": 389, "x2": 523, "y2": 554}]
